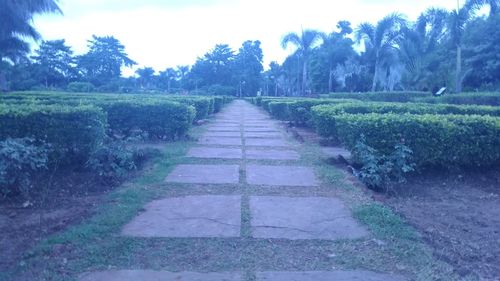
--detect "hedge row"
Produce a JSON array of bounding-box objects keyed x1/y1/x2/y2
[
  {"x1": 0, "y1": 104, "x2": 106, "y2": 166},
  {"x1": 327, "y1": 91, "x2": 431, "y2": 102},
  {"x1": 417, "y1": 92, "x2": 500, "y2": 106},
  {"x1": 99, "y1": 101, "x2": 195, "y2": 140},
  {"x1": 0, "y1": 92, "x2": 232, "y2": 121},
  {"x1": 249, "y1": 97, "x2": 356, "y2": 125},
  {"x1": 333, "y1": 113, "x2": 500, "y2": 168},
  {"x1": 311, "y1": 102, "x2": 500, "y2": 142}
]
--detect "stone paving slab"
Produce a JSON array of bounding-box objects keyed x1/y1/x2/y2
[
  {"x1": 199, "y1": 137, "x2": 242, "y2": 146},
  {"x1": 165, "y1": 164, "x2": 239, "y2": 184},
  {"x1": 187, "y1": 147, "x2": 243, "y2": 159},
  {"x1": 244, "y1": 127, "x2": 280, "y2": 132},
  {"x1": 245, "y1": 138, "x2": 289, "y2": 147},
  {"x1": 246, "y1": 149, "x2": 300, "y2": 160},
  {"x1": 256, "y1": 271, "x2": 405, "y2": 281},
  {"x1": 250, "y1": 196, "x2": 369, "y2": 240},
  {"x1": 122, "y1": 195, "x2": 241, "y2": 238},
  {"x1": 80, "y1": 270, "x2": 242, "y2": 281},
  {"x1": 203, "y1": 132, "x2": 242, "y2": 138},
  {"x1": 244, "y1": 132, "x2": 283, "y2": 138},
  {"x1": 207, "y1": 127, "x2": 241, "y2": 132},
  {"x1": 246, "y1": 165, "x2": 318, "y2": 186}
]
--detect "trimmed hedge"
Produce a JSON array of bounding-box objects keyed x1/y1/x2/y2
[
  {"x1": 0, "y1": 104, "x2": 106, "y2": 165},
  {"x1": 311, "y1": 102, "x2": 500, "y2": 141},
  {"x1": 417, "y1": 92, "x2": 500, "y2": 106},
  {"x1": 268, "y1": 101, "x2": 291, "y2": 120},
  {"x1": 100, "y1": 101, "x2": 195, "y2": 140},
  {"x1": 328, "y1": 91, "x2": 431, "y2": 102},
  {"x1": 313, "y1": 102, "x2": 500, "y2": 117},
  {"x1": 333, "y1": 113, "x2": 500, "y2": 168}
]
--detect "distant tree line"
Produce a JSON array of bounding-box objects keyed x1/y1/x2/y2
[{"x1": 1, "y1": 0, "x2": 499, "y2": 96}]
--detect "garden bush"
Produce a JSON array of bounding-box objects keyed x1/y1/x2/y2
[
  {"x1": 352, "y1": 136, "x2": 415, "y2": 192},
  {"x1": 334, "y1": 113, "x2": 500, "y2": 168},
  {"x1": 66, "y1": 82, "x2": 95, "y2": 93},
  {"x1": 101, "y1": 101, "x2": 195, "y2": 140},
  {"x1": 86, "y1": 141, "x2": 137, "y2": 186},
  {"x1": 311, "y1": 102, "x2": 500, "y2": 142},
  {"x1": 313, "y1": 102, "x2": 500, "y2": 117},
  {"x1": 0, "y1": 104, "x2": 106, "y2": 165},
  {"x1": 268, "y1": 101, "x2": 291, "y2": 120},
  {"x1": 328, "y1": 91, "x2": 431, "y2": 102},
  {"x1": 213, "y1": 97, "x2": 224, "y2": 113},
  {"x1": 0, "y1": 138, "x2": 49, "y2": 198},
  {"x1": 417, "y1": 92, "x2": 500, "y2": 106}
]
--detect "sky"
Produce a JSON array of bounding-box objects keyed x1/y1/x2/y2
[{"x1": 33, "y1": 0, "x2": 461, "y2": 76}]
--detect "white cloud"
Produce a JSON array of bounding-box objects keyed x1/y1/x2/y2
[{"x1": 34, "y1": 0, "x2": 459, "y2": 76}]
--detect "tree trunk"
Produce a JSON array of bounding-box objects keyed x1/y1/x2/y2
[
  {"x1": 372, "y1": 54, "x2": 379, "y2": 92},
  {"x1": 0, "y1": 59, "x2": 8, "y2": 92},
  {"x1": 275, "y1": 83, "x2": 278, "y2": 97},
  {"x1": 302, "y1": 60, "x2": 308, "y2": 96},
  {"x1": 455, "y1": 45, "x2": 462, "y2": 93},
  {"x1": 328, "y1": 68, "x2": 334, "y2": 93}
]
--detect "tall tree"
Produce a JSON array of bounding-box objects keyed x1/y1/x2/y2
[
  {"x1": 233, "y1": 40, "x2": 264, "y2": 97},
  {"x1": 176, "y1": 65, "x2": 190, "y2": 90},
  {"x1": 356, "y1": 13, "x2": 407, "y2": 91},
  {"x1": 398, "y1": 8, "x2": 448, "y2": 90},
  {"x1": 0, "y1": 0, "x2": 61, "y2": 91},
  {"x1": 188, "y1": 44, "x2": 234, "y2": 88},
  {"x1": 136, "y1": 67, "x2": 155, "y2": 89},
  {"x1": 32, "y1": 39, "x2": 75, "y2": 88},
  {"x1": 448, "y1": 3, "x2": 473, "y2": 93},
  {"x1": 466, "y1": 0, "x2": 499, "y2": 16},
  {"x1": 77, "y1": 35, "x2": 136, "y2": 87},
  {"x1": 159, "y1": 68, "x2": 178, "y2": 93},
  {"x1": 281, "y1": 29, "x2": 323, "y2": 95},
  {"x1": 312, "y1": 21, "x2": 356, "y2": 93}
]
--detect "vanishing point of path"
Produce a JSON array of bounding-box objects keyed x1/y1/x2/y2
[{"x1": 79, "y1": 100, "x2": 406, "y2": 281}]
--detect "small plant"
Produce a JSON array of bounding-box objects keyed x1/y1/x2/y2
[
  {"x1": 353, "y1": 135, "x2": 415, "y2": 193},
  {"x1": 86, "y1": 141, "x2": 137, "y2": 186},
  {"x1": 0, "y1": 138, "x2": 49, "y2": 198}
]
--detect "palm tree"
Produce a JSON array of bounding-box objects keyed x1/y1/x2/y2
[
  {"x1": 0, "y1": 0, "x2": 61, "y2": 61},
  {"x1": 356, "y1": 13, "x2": 407, "y2": 91},
  {"x1": 466, "y1": 0, "x2": 499, "y2": 16},
  {"x1": 448, "y1": 3, "x2": 473, "y2": 93},
  {"x1": 0, "y1": 0, "x2": 61, "y2": 91},
  {"x1": 398, "y1": 8, "x2": 448, "y2": 90},
  {"x1": 281, "y1": 29, "x2": 323, "y2": 95}
]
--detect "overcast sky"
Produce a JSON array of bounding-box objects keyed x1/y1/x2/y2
[{"x1": 34, "y1": 0, "x2": 460, "y2": 76}]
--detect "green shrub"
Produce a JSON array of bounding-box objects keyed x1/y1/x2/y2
[
  {"x1": 213, "y1": 97, "x2": 224, "y2": 113},
  {"x1": 67, "y1": 82, "x2": 95, "y2": 93},
  {"x1": 256, "y1": 96, "x2": 262, "y2": 106},
  {"x1": 0, "y1": 104, "x2": 106, "y2": 165},
  {"x1": 207, "y1": 84, "x2": 237, "y2": 96},
  {"x1": 328, "y1": 91, "x2": 431, "y2": 102},
  {"x1": 101, "y1": 101, "x2": 195, "y2": 140},
  {"x1": 311, "y1": 102, "x2": 500, "y2": 142},
  {"x1": 86, "y1": 141, "x2": 137, "y2": 186},
  {"x1": 288, "y1": 99, "x2": 356, "y2": 126},
  {"x1": 417, "y1": 92, "x2": 500, "y2": 106},
  {"x1": 335, "y1": 113, "x2": 500, "y2": 168},
  {"x1": 268, "y1": 101, "x2": 291, "y2": 120},
  {"x1": 353, "y1": 136, "x2": 415, "y2": 192},
  {"x1": 171, "y1": 97, "x2": 211, "y2": 121},
  {"x1": 313, "y1": 102, "x2": 500, "y2": 117},
  {"x1": 0, "y1": 138, "x2": 49, "y2": 198}
]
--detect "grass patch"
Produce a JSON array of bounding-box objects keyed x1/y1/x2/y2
[{"x1": 354, "y1": 203, "x2": 418, "y2": 241}]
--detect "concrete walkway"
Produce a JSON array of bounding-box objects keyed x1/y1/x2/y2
[{"x1": 80, "y1": 100, "x2": 405, "y2": 281}]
